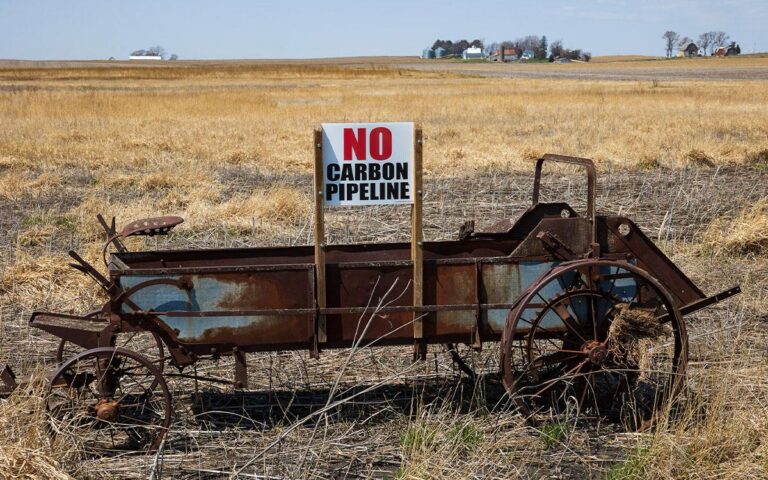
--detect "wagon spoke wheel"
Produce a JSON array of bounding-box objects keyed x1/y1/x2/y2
[
  {"x1": 56, "y1": 311, "x2": 167, "y2": 389},
  {"x1": 46, "y1": 347, "x2": 172, "y2": 456},
  {"x1": 503, "y1": 260, "x2": 687, "y2": 427},
  {"x1": 57, "y1": 331, "x2": 166, "y2": 371}
]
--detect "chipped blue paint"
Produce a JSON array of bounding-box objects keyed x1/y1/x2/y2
[
  {"x1": 118, "y1": 274, "x2": 280, "y2": 343},
  {"x1": 520, "y1": 264, "x2": 640, "y2": 333},
  {"x1": 116, "y1": 261, "x2": 640, "y2": 345},
  {"x1": 483, "y1": 261, "x2": 558, "y2": 333}
]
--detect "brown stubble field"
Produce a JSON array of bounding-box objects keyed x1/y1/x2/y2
[{"x1": 0, "y1": 58, "x2": 767, "y2": 479}]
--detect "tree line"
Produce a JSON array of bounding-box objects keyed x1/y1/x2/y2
[
  {"x1": 431, "y1": 36, "x2": 591, "y2": 61},
  {"x1": 662, "y1": 31, "x2": 740, "y2": 57},
  {"x1": 489, "y1": 36, "x2": 591, "y2": 61},
  {"x1": 431, "y1": 39, "x2": 484, "y2": 56},
  {"x1": 130, "y1": 45, "x2": 178, "y2": 60}
]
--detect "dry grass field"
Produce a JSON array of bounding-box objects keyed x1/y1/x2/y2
[{"x1": 0, "y1": 58, "x2": 767, "y2": 479}]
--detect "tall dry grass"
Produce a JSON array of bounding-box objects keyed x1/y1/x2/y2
[
  {"x1": 1, "y1": 62, "x2": 767, "y2": 241},
  {"x1": 0, "y1": 62, "x2": 766, "y2": 479},
  {"x1": 702, "y1": 198, "x2": 768, "y2": 256}
]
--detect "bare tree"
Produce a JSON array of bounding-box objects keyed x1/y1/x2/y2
[
  {"x1": 169, "y1": 54, "x2": 179, "y2": 61},
  {"x1": 698, "y1": 32, "x2": 714, "y2": 55},
  {"x1": 678, "y1": 36, "x2": 693, "y2": 48},
  {"x1": 713, "y1": 31, "x2": 730, "y2": 50},
  {"x1": 550, "y1": 39, "x2": 564, "y2": 58},
  {"x1": 662, "y1": 31, "x2": 679, "y2": 58},
  {"x1": 146, "y1": 45, "x2": 167, "y2": 59}
]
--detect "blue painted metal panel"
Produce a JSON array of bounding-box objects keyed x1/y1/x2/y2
[{"x1": 117, "y1": 271, "x2": 312, "y2": 345}]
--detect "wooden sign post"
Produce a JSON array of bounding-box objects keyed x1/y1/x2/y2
[
  {"x1": 313, "y1": 129, "x2": 327, "y2": 355},
  {"x1": 314, "y1": 123, "x2": 424, "y2": 359},
  {"x1": 412, "y1": 128, "x2": 425, "y2": 359}
]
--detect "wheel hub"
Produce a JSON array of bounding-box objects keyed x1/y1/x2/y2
[
  {"x1": 583, "y1": 340, "x2": 608, "y2": 365},
  {"x1": 95, "y1": 398, "x2": 120, "y2": 422}
]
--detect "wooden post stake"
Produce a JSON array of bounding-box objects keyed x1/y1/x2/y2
[
  {"x1": 313, "y1": 129, "x2": 327, "y2": 350},
  {"x1": 412, "y1": 127, "x2": 425, "y2": 359}
]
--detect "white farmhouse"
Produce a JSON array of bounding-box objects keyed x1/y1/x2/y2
[{"x1": 462, "y1": 46, "x2": 484, "y2": 60}]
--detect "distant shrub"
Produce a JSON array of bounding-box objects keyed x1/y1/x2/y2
[
  {"x1": 746, "y1": 148, "x2": 768, "y2": 168},
  {"x1": 636, "y1": 154, "x2": 661, "y2": 170},
  {"x1": 684, "y1": 149, "x2": 716, "y2": 168}
]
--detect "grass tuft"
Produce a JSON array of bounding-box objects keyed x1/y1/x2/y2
[
  {"x1": 701, "y1": 199, "x2": 768, "y2": 256},
  {"x1": 684, "y1": 149, "x2": 716, "y2": 168}
]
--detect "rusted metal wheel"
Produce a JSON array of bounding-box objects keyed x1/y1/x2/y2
[
  {"x1": 45, "y1": 347, "x2": 172, "y2": 455},
  {"x1": 501, "y1": 260, "x2": 687, "y2": 425},
  {"x1": 55, "y1": 310, "x2": 166, "y2": 390},
  {"x1": 56, "y1": 331, "x2": 166, "y2": 370}
]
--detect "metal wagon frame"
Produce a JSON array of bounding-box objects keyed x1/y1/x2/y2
[{"x1": 16, "y1": 153, "x2": 739, "y2": 453}]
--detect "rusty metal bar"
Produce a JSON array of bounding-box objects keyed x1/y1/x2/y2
[
  {"x1": 233, "y1": 350, "x2": 247, "y2": 389},
  {"x1": 141, "y1": 302, "x2": 521, "y2": 318},
  {"x1": 471, "y1": 260, "x2": 482, "y2": 349},
  {"x1": 117, "y1": 263, "x2": 315, "y2": 275},
  {"x1": 533, "y1": 154, "x2": 597, "y2": 249},
  {"x1": 656, "y1": 285, "x2": 741, "y2": 323}
]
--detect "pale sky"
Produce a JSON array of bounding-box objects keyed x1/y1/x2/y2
[{"x1": 0, "y1": 0, "x2": 765, "y2": 60}]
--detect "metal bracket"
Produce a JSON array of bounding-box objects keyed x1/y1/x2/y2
[
  {"x1": 97, "y1": 214, "x2": 127, "y2": 253},
  {"x1": 68, "y1": 250, "x2": 112, "y2": 292},
  {"x1": 536, "y1": 231, "x2": 578, "y2": 260}
]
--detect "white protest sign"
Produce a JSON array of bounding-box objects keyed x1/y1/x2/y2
[{"x1": 321, "y1": 122, "x2": 414, "y2": 206}]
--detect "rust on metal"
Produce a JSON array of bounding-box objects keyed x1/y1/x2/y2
[{"x1": 24, "y1": 153, "x2": 740, "y2": 441}]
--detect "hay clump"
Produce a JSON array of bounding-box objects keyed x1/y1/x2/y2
[
  {"x1": 684, "y1": 149, "x2": 716, "y2": 168},
  {"x1": 746, "y1": 148, "x2": 768, "y2": 167},
  {"x1": 608, "y1": 303, "x2": 671, "y2": 352},
  {"x1": 701, "y1": 199, "x2": 768, "y2": 256}
]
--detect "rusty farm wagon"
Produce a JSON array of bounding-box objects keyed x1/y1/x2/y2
[{"x1": 11, "y1": 154, "x2": 739, "y2": 453}]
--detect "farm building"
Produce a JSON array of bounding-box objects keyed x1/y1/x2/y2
[
  {"x1": 129, "y1": 55, "x2": 163, "y2": 61},
  {"x1": 489, "y1": 48, "x2": 517, "y2": 62},
  {"x1": 521, "y1": 49, "x2": 535, "y2": 60},
  {"x1": 434, "y1": 47, "x2": 447, "y2": 58},
  {"x1": 462, "y1": 46, "x2": 484, "y2": 60},
  {"x1": 678, "y1": 42, "x2": 699, "y2": 58},
  {"x1": 714, "y1": 44, "x2": 740, "y2": 56},
  {"x1": 421, "y1": 48, "x2": 435, "y2": 59}
]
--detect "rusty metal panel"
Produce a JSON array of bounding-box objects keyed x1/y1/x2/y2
[
  {"x1": 325, "y1": 263, "x2": 414, "y2": 345},
  {"x1": 481, "y1": 262, "x2": 521, "y2": 335},
  {"x1": 510, "y1": 217, "x2": 591, "y2": 258},
  {"x1": 118, "y1": 269, "x2": 313, "y2": 347},
  {"x1": 481, "y1": 261, "x2": 560, "y2": 335},
  {"x1": 163, "y1": 313, "x2": 311, "y2": 346},
  {"x1": 427, "y1": 263, "x2": 475, "y2": 337}
]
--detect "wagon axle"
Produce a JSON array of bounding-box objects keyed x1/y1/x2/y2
[
  {"x1": 583, "y1": 340, "x2": 609, "y2": 366},
  {"x1": 94, "y1": 398, "x2": 120, "y2": 422}
]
